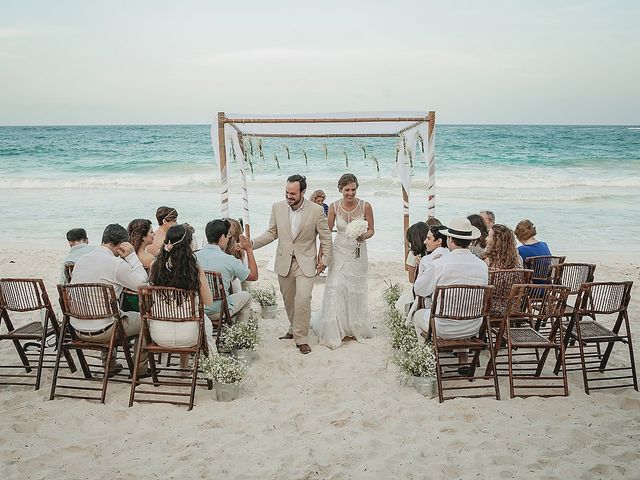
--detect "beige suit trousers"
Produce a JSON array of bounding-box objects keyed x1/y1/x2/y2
[{"x1": 277, "y1": 258, "x2": 316, "y2": 345}]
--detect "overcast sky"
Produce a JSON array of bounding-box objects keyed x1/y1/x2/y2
[{"x1": 1, "y1": 0, "x2": 639, "y2": 125}]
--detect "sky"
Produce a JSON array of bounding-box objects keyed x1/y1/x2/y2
[{"x1": 1, "y1": 0, "x2": 639, "y2": 126}]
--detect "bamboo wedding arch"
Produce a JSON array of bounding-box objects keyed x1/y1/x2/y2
[{"x1": 211, "y1": 111, "x2": 436, "y2": 255}]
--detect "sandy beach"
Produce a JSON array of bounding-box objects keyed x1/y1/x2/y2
[{"x1": 1, "y1": 246, "x2": 639, "y2": 479}]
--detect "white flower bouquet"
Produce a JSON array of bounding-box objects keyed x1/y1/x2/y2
[
  {"x1": 345, "y1": 218, "x2": 368, "y2": 258},
  {"x1": 250, "y1": 284, "x2": 277, "y2": 307},
  {"x1": 199, "y1": 353, "x2": 247, "y2": 384}
]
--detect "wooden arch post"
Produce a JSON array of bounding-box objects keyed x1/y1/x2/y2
[{"x1": 217, "y1": 112, "x2": 229, "y2": 217}]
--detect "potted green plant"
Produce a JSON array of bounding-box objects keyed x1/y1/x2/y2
[
  {"x1": 392, "y1": 343, "x2": 437, "y2": 398},
  {"x1": 200, "y1": 354, "x2": 247, "y2": 402},
  {"x1": 222, "y1": 315, "x2": 260, "y2": 363},
  {"x1": 250, "y1": 284, "x2": 278, "y2": 319}
]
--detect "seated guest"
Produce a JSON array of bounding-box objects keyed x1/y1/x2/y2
[
  {"x1": 196, "y1": 219, "x2": 258, "y2": 323},
  {"x1": 224, "y1": 218, "x2": 249, "y2": 292},
  {"x1": 60, "y1": 228, "x2": 95, "y2": 283},
  {"x1": 480, "y1": 210, "x2": 495, "y2": 229},
  {"x1": 402, "y1": 224, "x2": 450, "y2": 323},
  {"x1": 127, "y1": 219, "x2": 155, "y2": 268},
  {"x1": 405, "y1": 218, "x2": 442, "y2": 282},
  {"x1": 413, "y1": 218, "x2": 489, "y2": 373},
  {"x1": 310, "y1": 190, "x2": 329, "y2": 216},
  {"x1": 148, "y1": 224, "x2": 216, "y2": 369},
  {"x1": 484, "y1": 224, "x2": 523, "y2": 270},
  {"x1": 514, "y1": 219, "x2": 551, "y2": 263},
  {"x1": 147, "y1": 206, "x2": 178, "y2": 257},
  {"x1": 467, "y1": 214, "x2": 488, "y2": 259},
  {"x1": 70, "y1": 224, "x2": 149, "y2": 376},
  {"x1": 405, "y1": 222, "x2": 429, "y2": 282}
]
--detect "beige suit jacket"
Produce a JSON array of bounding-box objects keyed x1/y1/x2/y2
[{"x1": 252, "y1": 199, "x2": 333, "y2": 278}]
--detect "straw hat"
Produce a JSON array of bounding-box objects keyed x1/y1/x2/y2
[{"x1": 442, "y1": 217, "x2": 481, "y2": 240}]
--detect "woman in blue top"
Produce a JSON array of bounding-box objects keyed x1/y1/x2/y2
[{"x1": 514, "y1": 219, "x2": 551, "y2": 263}]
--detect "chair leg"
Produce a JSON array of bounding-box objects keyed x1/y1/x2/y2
[
  {"x1": 49, "y1": 319, "x2": 69, "y2": 400},
  {"x1": 128, "y1": 328, "x2": 146, "y2": 407},
  {"x1": 100, "y1": 331, "x2": 118, "y2": 404},
  {"x1": 624, "y1": 327, "x2": 639, "y2": 391},
  {"x1": 433, "y1": 343, "x2": 444, "y2": 403},
  {"x1": 11, "y1": 338, "x2": 32, "y2": 373},
  {"x1": 34, "y1": 316, "x2": 50, "y2": 390}
]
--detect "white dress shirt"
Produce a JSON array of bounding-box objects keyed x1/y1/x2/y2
[
  {"x1": 289, "y1": 199, "x2": 306, "y2": 238},
  {"x1": 414, "y1": 248, "x2": 488, "y2": 339},
  {"x1": 70, "y1": 246, "x2": 148, "y2": 331}
]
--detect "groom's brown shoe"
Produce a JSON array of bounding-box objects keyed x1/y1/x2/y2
[
  {"x1": 297, "y1": 344, "x2": 311, "y2": 354},
  {"x1": 279, "y1": 333, "x2": 294, "y2": 340}
]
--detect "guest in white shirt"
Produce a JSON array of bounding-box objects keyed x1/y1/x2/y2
[
  {"x1": 71, "y1": 223, "x2": 149, "y2": 376},
  {"x1": 60, "y1": 228, "x2": 95, "y2": 283},
  {"x1": 413, "y1": 217, "x2": 489, "y2": 374}
]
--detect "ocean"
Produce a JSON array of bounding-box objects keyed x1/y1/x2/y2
[{"x1": 1, "y1": 124, "x2": 639, "y2": 254}]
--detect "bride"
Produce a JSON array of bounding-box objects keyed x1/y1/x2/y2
[{"x1": 312, "y1": 173, "x2": 375, "y2": 349}]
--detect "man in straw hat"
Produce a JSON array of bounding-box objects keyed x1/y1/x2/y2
[{"x1": 413, "y1": 217, "x2": 489, "y2": 375}]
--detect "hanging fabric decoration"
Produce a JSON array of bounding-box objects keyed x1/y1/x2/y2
[
  {"x1": 273, "y1": 152, "x2": 281, "y2": 175},
  {"x1": 371, "y1": 155, "x2": 381, "y2": 178},
  {"x1": 343, "y1": 150, "x2": 349, "y2": 168},
  {"x1": 301, "y1": 149, "x2": 308, "y2": 168},
  {"x1": 283, "y1": 144, "x2": 290, "y2": 160}
]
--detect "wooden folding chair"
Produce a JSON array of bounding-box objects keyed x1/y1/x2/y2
[
  {"x1": 50, "y1": 283, "x2": 134, "y2": 404},
  {"x1": 502, "y1": 284, "x2": 570, "y2": 398},
  {"x1": 557, "y1": 281, "x2": 637, "y2": 394},
  {"x1": 429, "y1": 284, "x2": 499, "y2": 403},
  {"x1": 484, "y1": 269, "x2": 533, "y2": 376},
  {"x1": 550, "y1": 262, "x2": 597, "y2": 369},
  {"x1": 523, "y1": 255, "x2": 567, "y2": 285},
  {"x1": 204, "y1": 270, "x2": 233, "y2": 346},
  {"x1": 0, "y1": 278, "x2": 75, "y2": 390},
  {"x1": 129, "y1": 286, "x2": 212, "y2": 410}
]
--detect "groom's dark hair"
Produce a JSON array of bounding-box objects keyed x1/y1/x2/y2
[
  {"x1": 205, "y1": 219, "x2": 231, "y2": 244},
  {"x1": 287, "y1": 174, "x2": 307, "y2": 192}
]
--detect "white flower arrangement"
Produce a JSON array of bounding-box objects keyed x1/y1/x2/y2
[
  {"x1": 345, "y1": 218, "x2": 368, "y2": 258},
  {"x1": 199, "y1": 353, "x2": 247, "y2": 384},
  {"x1": 222, "y1": 317, "x2": 261, "y2": 351},
  {"x1": 392, "y1": 343, "x2": 436, "y2": 378},
  {"x1": 384, "y1": 307, "x2": 418, "y2": 352},
  {"x1": 382, "y1": 281, "x2": 402, "y2": 307},
  {"x1": 250, "y1": 284, "x2": 277, "y2": 307}
]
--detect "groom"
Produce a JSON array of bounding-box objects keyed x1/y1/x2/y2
[{"x1": 252, "y1": 174, "x2": 333, "y2": 354}]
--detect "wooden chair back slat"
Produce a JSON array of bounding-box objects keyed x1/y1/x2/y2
[
  {"x1": 488, "y1": 269, "x2": 533, "y2": 318},
  {"x1": 523, "y1": 255, "x2": 567, "y2": 283},
  {"x1": 578, "y1": 281, "x2": 631, "y2": 315},
  {"x1": 138, "y1": 286, "x2": 202, "y2": 322},
  {"x1": 551, "y1": 263, "x2": 596, "y2": 294},
  {"x1": 0, "y1": 278, "x2": 46, "y2": 312},
  {"x1": 431, "y1": 284, "x2": 493, "y2": 320},
  {"x1": 57, "y1": 283, "x2": 119, "y2": 320}
]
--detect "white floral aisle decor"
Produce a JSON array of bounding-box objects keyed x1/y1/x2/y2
[
  {"x1": 250, "y1": 284, "x2": 278, "y2": 319},
  {"x1": 200, "y1": 353, "x2": 248, "y2": 401},
  {"x1": 392, "y1": 343, "x2": 437, "y2": 398}
]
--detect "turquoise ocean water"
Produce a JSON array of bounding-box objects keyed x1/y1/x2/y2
[{"x1": 1, "y1": 124, "x2": 639, "y2": 253}]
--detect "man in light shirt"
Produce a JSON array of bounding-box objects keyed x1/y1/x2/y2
[
  {"x1": 413, "y1": 217, "x2": 489, "y2": 374},
  {"x1": 196, "y1": 219, "x2": 258, "y2": 322},
  {"x1": 71, "y1": 223, "x2": 149, "y2": 376},
  {"x1": 60, "y1": 228, "x2": 95, "y2": 283},
  {"x1": 252, "y1": 174, "x2": 333, "y2": 354}
]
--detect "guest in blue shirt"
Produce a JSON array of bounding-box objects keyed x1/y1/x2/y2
[
  {"x1": 195, "y1": 219, "x2": 258, "y2": 322},
  {"x1": 515, "y1": 219, "x2": 552, "y2": 263}
]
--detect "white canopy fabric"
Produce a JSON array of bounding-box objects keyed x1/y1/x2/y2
[{"x1": 211, "y1": 111, "x2": 436, "y2": 242}]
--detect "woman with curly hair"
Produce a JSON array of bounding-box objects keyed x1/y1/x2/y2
[
  {"x1": 127, "y1": 218, "x2": 155, "y2": 268},
  {"x1": 149, "y1": 224, "x2": 215, "y2": 369},
  {"x1": 484, "y1": 224, "x2": 523, "y2": 270},
  {"x1": 467, "y1": 214, "x2": 489, "y2": 258}
]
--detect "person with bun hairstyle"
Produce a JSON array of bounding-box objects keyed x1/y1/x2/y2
[{"x1": 514, "y1": 219, "x2": 552, "y2": 264}]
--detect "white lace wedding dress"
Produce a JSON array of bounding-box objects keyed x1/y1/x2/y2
[{"x1": 312, "y1": 200, "x2": 371, "y2": 349}]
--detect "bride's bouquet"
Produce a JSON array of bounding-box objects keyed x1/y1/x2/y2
[{"x1": 345, "y1": 219, "x2": 369, "y2": 258}]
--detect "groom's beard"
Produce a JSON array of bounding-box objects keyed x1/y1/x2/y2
[{"x1": 289, "y1": 196, "x2": 304, "y2": 210}]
